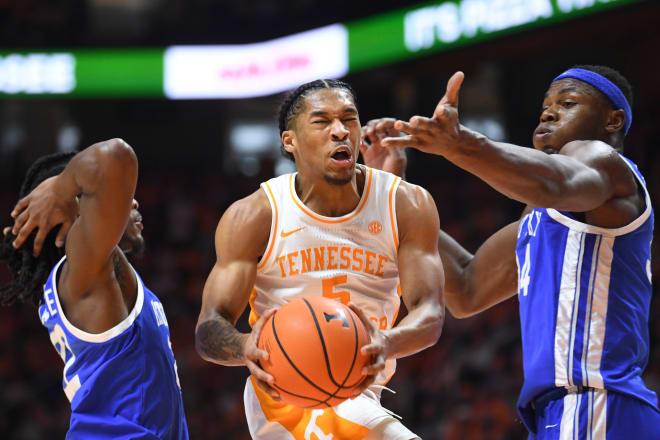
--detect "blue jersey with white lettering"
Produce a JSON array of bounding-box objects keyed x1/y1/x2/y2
[
  {"x1": 38, "y1": 257, "x2": 189, "y2": 439},
  {"x1": 516, "y1": 156, "x2": 657, "y2": 424}
]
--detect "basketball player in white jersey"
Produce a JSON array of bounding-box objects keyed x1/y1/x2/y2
[
  {"x1": 368, "y1": 65, "x2": 659, "y2": 439},
  {"x1": 195, "y1": 79, "x2": 445, "y2": 439}
]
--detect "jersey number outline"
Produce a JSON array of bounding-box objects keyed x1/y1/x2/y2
[{"x1": 49, "y1": 324, "x2": 82, "y2": 402}]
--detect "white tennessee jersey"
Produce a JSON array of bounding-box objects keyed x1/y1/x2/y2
[{"x1": 250, "y1": 166, "x2": 402, "y2": 384}]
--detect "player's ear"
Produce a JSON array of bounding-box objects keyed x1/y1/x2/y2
[
  {"x1": 281, "y1": 130, "x2": 296, "y2": 155},
  {"x1": 605, "y1": 109, "x2": 625, "y2": 134}
]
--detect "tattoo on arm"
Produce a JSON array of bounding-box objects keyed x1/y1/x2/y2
[{"x1": 196, "y1": 316, "x2": 246, "y2": 365}]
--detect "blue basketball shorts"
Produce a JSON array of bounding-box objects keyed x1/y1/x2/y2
[{"x1": 527, "y1": 388, "x2": 660, "y2": 439}]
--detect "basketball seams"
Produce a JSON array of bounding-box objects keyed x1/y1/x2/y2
[
  {"x1": 264, "y1": 297, "x2": 368, "y2": 409},
  {"x1": 343, "y1": 309, "x2": 364, "y2": 389},
  {"x1": 302, "y1": 298, "x2": 364, "y2": 390},
  {"x1": 269, "y1": 310, "x2": 337, "y2": 399},
  {"x1": 301, "y1": 298, "x2": 360, "y2": 407},
  {"x1": 301, "y1": 298, "x2": 344, "y2": 389}
]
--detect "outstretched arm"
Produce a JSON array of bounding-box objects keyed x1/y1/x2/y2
[
  {"x1": 360, "y1": 119, "x2": 521, "y2": 318},
  {"x1": 382, "y1": 72, "x2": 639, "y2": 217},
  {"x1": 439, "y1": 223, "x2": 519, "y2": 318},
  {"x1": 195, "y1": 189, "x2": 281, "y2": 400}
]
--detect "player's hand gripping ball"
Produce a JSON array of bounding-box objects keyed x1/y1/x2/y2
[{"x1": 258, "y1": 296, "x2": 370, "y2": 408}]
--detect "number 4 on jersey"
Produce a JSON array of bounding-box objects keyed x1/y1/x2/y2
[{"x1": 519, "y1": 243, "x2": 531, "y2": 297}]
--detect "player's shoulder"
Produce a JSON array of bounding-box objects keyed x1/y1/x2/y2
[
  {"x1": 220, "y1": 187, "x2": 271, "y2": 230},
  {"x1": 396, "y1": 180, "x2": 436, "y2": 209},
  {"x1": 560, "y1": 140, "x2": 624, "y2": 169},
  {"x1": 395, "y1": 180, "x2": 439, "y2": 233},
  {"x1": 214, "y1": 187, "x2": 273, "y2": 255},
  {"x1": 560, "y1": 140, "x2": 637, "y2": 196}
]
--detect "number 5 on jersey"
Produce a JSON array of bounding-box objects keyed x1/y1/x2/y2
[
  {"x1": 322, "y1": 275, "x2": 388, "y2": 329},
  {"x1": 322, "y1": 275, "x2": 350, "y2": 304}
]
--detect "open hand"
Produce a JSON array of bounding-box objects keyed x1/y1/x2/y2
[
  {"x1": 348, "y1": 303, "x2": 390, "y2": 398},
  {"x1": 382, "y1": 71, "x2": 465, "y2": 156},
  {"x1": 10, "y1": 176, "x2": 78, "y2": 256},
  {"x1": 361, "y1": 118, "x2": 407, "y2": 178},
  {"x1": 243, "y1": 308, "x2": 281, "y2": 401}
]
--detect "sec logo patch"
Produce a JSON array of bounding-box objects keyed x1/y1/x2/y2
[{"x1": 368, "y1": 221, "x2": 382, "y2": 235}]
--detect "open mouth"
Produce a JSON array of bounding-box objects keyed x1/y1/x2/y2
[{"x1": 330, "y1": 146, "x2": 352, "y2": 164}]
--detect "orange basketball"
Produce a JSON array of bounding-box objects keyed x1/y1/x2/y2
[{"x1": 258, "y1": 296, "x2": 370, "y2": 409}]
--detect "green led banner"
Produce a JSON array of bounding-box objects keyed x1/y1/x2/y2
[
  {"x1": 347, "y1": 0, "x2": 644, "y2": 72},
  {"x1": 0, "y1": 48, "x2": 163, "y2": 97},
  {"x1": 0, "y1": 0, "x2": 645, "y2": 98}
]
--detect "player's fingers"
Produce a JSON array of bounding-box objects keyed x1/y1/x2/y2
[
  {"x1": 435, "y1": 71, "x2": 464, "y2": 117},
  {"x1": 381, "y1": 135, "x2": 418, "y2": 149},
  {"x1": 32, "y1": 224, "x2": 50, "y2": 257},
  {"x1": 394, "y1": 120, "x2": 416, "y2": 134},
  {"x1": 374, "y1": 118, "x2": 397, "y2": 134},
  {"x1": 13, "y1": 217, "x2": 37, "y2": 249},
  {"x1": 360, "y1": 343, "x2": 383, "y2": 356},
  {"x1": 253, "y1": 376, "x2": 281, "y2": 401},
  {"x1": 246, "y1": 359, "x2": 275, "y2": 384},
  {"x1": 409, "y1": 116, "x2": 436, "y2": 132},
  {"x1": 351, "y1": 375, "x2": 375, "y2": 398},
  {"x1": 55, "y1": 220, "x2": 72, "y2": 248},
  {"x1": 252, "y1": 308, "x2": 276, "y2": 339},
  {"x1": 362, "y1": 356, "x2": 386, "y2": 375},
  {"x1": 10, "y1": 196, "x2": 29, "y2": 219},
  {"x1": 365, "y1": 118, "x2": 386, "y2": 130},
  {"x1": 348, "y1": 303, "x2": 377, "y2": 333},
  {"x1": 3, "y1": 227, "x2": 10, "y2": 237},
  {"x1": 244, "y1": 343, "x2": 269, "y2": 362},
  {"x1": 11, "y1": 210, "x2": 30, "y2": 235}
]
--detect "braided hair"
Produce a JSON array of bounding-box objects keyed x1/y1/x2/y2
[
  {"x1": 277, "y1": 79, "x2": 359, "y2": 161},
  {"x1": 0, "y1": 152, "x2": 76, "y2": 307}
]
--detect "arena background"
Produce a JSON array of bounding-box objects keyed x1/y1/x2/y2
[{"x1": 1, "y1": 1, "x2": 659, "y2": 438}]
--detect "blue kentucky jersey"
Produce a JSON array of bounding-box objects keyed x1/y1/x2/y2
[
  {"x1": 38, "y1": 257, "x2": 189, "y2": 439},
  {"x1": 516, "y1": 156, "x2": 657, "y2": 422}
]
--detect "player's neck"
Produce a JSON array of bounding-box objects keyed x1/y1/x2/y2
[{"x1": 294, "y1": 167, "x2": 365, "y2": 217}]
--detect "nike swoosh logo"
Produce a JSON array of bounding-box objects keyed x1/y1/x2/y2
[
  {"x1": 281, "y1": 226, "x2": 306, "y2": 238},
  {"x1": 545, "y1": 424, "x2": 558, "y2": 429}
]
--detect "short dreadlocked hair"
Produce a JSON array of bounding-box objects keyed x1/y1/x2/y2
[
  {"x1": 277, "y1": 79, "x2": 359, "y2": 161},
  {"x1": 0, "y1": 151, "x2": 76, "y2": 307}
]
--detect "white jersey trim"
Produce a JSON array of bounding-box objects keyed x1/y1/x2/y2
[
  {"x1": 258, "y1": 182, "x2": 279, "y2": 271},
  {"x1": 546, "y1": 158, "x2": 652, "y2": 237},
  {"x1": 50, "y1": 256, "x2": 145, "y2": 343},
  {"x1": 388, "y1": 177, "x2": 401, "y2": 251},
  {"x1": 554, "y1": 230, "x2": 584, "y2": 387},
  {"x1": 287, "y1": 168, "x2": 373, "y2": 223}
]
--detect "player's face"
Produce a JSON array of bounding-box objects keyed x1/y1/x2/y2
[
  {"x1": 533, "y1": 79, "x2": 611, "y2": 154},
  {"x1": 289, "y1": 88, "x2": 361, "y2": 185},
  {"x1": 119, "y1": 199, "x2": 145, "y2": 256}
]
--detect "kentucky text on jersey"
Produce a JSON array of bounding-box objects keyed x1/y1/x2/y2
[{"x1": 275, "y1": 245, "x2": 389, "y2": 278}]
